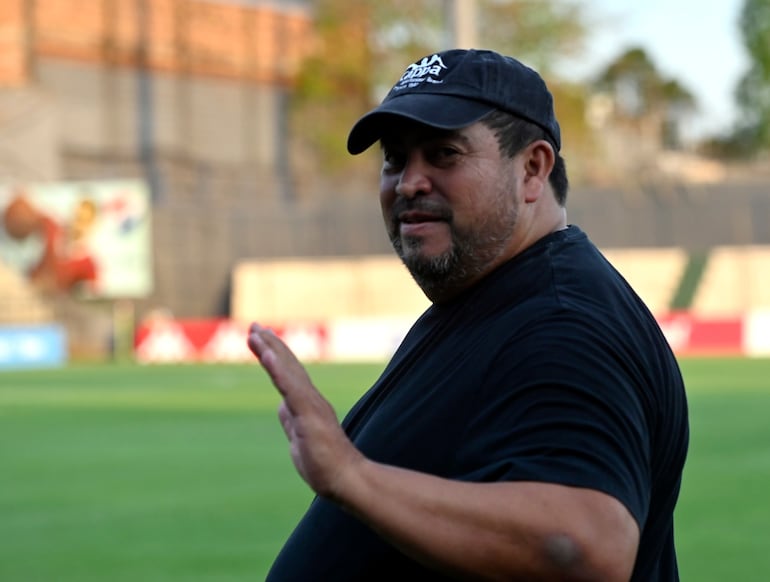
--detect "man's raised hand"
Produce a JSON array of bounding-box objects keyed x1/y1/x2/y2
[{"x1": 247, "y1": 323, "x2": 365, "y2": 500}]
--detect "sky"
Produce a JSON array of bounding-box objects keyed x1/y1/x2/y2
[{"x1": 562, "y1": 0, "x2": 749, "y2": 140}]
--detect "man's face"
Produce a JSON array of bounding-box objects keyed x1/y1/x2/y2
[{"x1": 379, "y1": 120, "x2": 523, "y2": 301}]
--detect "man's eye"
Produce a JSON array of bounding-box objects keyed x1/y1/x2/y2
[
  {"x1": 382, "y1": 149, "x2": 405, "y2": 167},
  {"x1": 430, "y1": 147, "x2": 459, "y2": 163}
]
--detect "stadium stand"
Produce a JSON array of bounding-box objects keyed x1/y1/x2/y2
[
  {"x1": 0, "y1": 262, "x2": 52, "y2": 323},
  {"x1": 692, "y1": 246, "x2": 770, "y2": 316},
  {"x1": 232, "y1": 249, "x2": 691, "y2": 323},
  {"x1": 601, "y1": 247, "x2": 688, "y2": 316},
  {"x1": 231, "y1": 256, "x2": 430, "y2": 323}
]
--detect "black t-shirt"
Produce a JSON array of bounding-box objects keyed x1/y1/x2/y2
[{"x1": 266, "y1": 225, "x2": 689, "y2": 581}]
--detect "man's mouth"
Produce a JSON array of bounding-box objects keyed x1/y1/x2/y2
[{"x1": 398, "y1": 210, "x2": 445, "y2": 225}]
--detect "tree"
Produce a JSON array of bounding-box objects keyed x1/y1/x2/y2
[
  {"x1": 593, "y1": 47, "x2": 696, "y2": 148},
  {"x1": 660, "y1": 79, "x2": 697, "y2": 148},
  {"x1": 473, "y1": 0, "x2": 587, "y2": 76},
  {"x1": 290, "y1": 0, "x2": 591, "y2": 171},
  {"x1": 735, "y1": 0, "x2": 770, "y2": 152},
  {"x1": 289, "y1": 1, "x2": 373, "y2": 170}
]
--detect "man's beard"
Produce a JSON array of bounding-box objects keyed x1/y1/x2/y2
[{"x1": 388, "y1": 201, "x2": 517, "y2": 301}]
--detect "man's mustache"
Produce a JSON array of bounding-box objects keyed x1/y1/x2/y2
[{"x1": 389, "y1": 198, "x2": 453, "y2": 224}]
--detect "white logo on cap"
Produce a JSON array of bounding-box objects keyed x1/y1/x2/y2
[{"x1": 393, "y1": 54, "x2": 447, "y2": 91}]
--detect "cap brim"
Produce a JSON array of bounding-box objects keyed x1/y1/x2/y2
[{"x1": 346, "y1": 94, "x2": 496, "y2": 155}]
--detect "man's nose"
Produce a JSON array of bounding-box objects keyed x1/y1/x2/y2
[{"x1": 395, "y1": 154, "x2": 432, "y2": 199}]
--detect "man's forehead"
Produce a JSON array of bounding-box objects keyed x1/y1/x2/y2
[{"x1": 378, "y1": 119, "x2": 475, "y2": 147}]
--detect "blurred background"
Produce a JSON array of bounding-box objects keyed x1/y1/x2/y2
[{"x1": 0, "y1": 0, "x2": 769, "y2": 366}]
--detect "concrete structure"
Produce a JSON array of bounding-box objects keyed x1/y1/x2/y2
[{"x1": 0, "y1": 0, "x2": 313, "y2": 354}]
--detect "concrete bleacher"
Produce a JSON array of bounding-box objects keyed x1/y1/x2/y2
[
  {"x1": 601, "y1": 247, "x2": 688, "y2": 315},
  {"x1": 231, "y1": 256, "x2": 430, "y2": 323},
  {"x1": 692, "y1": 246, "x2": 770, "y2": 316},
  {"x1": 231, "y1": 245, "x2": 770, "y2": 325},
  {"x1": 0, "y1": 262, "x2": 52, "y2": 324},
  {"x1": 232, "y1": 249, "x2": 689, "y2": 322}
]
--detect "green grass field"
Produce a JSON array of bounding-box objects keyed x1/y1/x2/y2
[{"x1": 1, "y1": 357, "x2": 769, "y2": 581}]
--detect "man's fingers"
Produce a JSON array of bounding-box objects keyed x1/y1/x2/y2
[
  {"x1": 278, "y1": 400, "x2": 294, "y2": 440},
  {"x1": 247, "y1": 323, "x2": 275, "y2": 361},
  {"x1": 247, "y1": 324, "x2": 285, "y2": 391},
  {"x1": 248, "y1": 323, "x2": 296, "y2": 365},
  {"x1": 247, "y1": 322, "x2": 317, "y2": 413}
]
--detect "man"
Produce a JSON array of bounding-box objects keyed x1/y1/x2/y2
[{"x1": 248, "y1": 49, "x2": 689, "y2": 581}]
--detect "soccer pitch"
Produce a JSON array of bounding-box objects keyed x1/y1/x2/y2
[{"x1": 1, "y1": 357, "x2": 769, "y2": 581}]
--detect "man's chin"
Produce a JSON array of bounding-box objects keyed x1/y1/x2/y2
[
  {"x1": 400, "y1": 236, "x2": 453, "y2": 260},
  {"x1": 400, "y1": 248, "x2": 453, "y2": 276}
]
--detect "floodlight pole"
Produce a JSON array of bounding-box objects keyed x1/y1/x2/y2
[{"x1": 443, "y1": 0, "x2": 477, "y2": 49}]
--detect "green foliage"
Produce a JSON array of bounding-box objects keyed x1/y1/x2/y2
[
  {"x1": 735, "y1": 0, "x2": 770, "y2": 152},
  {"x1": 290, "y1": 1, "x2": 373, "y2": 170},
  {"x1": 291, "y1": 0, "x2": 590, "y2": 170},
  {"x1": 548, "y1": 80, "x2": 598, "y2": 184},
  {"x1": 595, "y1": 48, "x2": 694, "y2": 119},
  {"x1": 474, "y1": 0, "x2": 588, "y2": 75},
  {"x1": 698, "y1": 127, "x2": 760, "y2": 159},
  {"x1": 593, "y1": 46, "x2": 697, "y2": 148}
]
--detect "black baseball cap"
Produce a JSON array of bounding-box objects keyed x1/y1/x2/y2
[{"x1": 347, "y1": 48, "x2": 561, "y2": 155}]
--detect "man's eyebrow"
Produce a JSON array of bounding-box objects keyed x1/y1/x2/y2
[{"x1": 380, "y1": 127, "x2": 471, "y2": 148}]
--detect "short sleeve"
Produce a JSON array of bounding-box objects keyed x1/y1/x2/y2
[{"x1": 452, "y1": 314, "x2": 652, "y2": 527}]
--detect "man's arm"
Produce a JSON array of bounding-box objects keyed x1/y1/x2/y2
[{"x1": 248, "y1": 323, "x2": 639, "y2": 582}]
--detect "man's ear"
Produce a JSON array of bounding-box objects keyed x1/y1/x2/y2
[{"x1": 522, "y1": 140, "x2": 555, "y2": 203}]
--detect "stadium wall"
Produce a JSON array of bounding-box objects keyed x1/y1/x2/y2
[
  {"x1": 133, "y1": 310, "x2": 770, "y2": 364},
  {"x1": 133, "y1": 248, "x2": 770, "y2": 363}
]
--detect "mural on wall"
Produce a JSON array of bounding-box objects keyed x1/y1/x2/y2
[{"x1": 0, "y1": 180, "x2": 152, "y2": 298}]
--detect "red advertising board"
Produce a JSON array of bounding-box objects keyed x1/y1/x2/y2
[
  {"x1": 135, "y1": 318, "x2": 327, "y2": 364},
  {"x1": 657, "y1": 312, "x2": 743, "y2": 356},
  {"x1": 135, "y1": 312, "x2": 748, "y2": 364}
]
